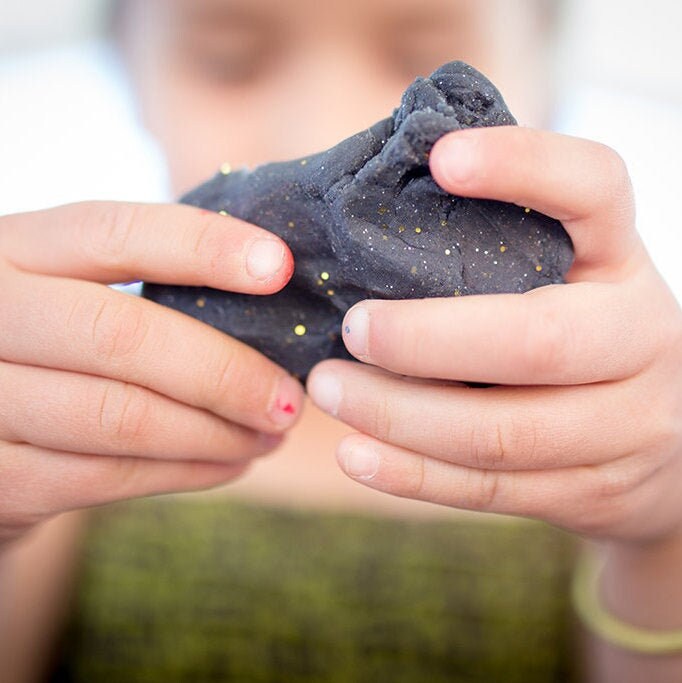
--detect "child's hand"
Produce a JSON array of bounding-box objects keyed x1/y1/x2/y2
[
  {"x1": 308, "y1": 127, "x2": 682, "y2": 546},
  {"x1": 0, "y1": 201, "x2": 302, "y2": 545}
]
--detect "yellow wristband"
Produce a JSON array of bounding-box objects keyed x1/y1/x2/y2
[{"x1": 571, "y1": 549, "x2": 682, "y2": 655}]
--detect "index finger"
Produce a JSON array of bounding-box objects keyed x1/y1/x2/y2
[
  {"x1": 0, "y1": 201, "x2": 293, "y2": 294},
  {"x1": 429, "y1": 127, "x2": 647, "y2": 282}
]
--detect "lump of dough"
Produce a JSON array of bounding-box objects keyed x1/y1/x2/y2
[{"x1": 143, "y1": 61, "x2": 573, "y2": 380}]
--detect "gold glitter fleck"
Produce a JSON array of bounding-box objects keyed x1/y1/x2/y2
[
  {"x1": 287, "y1": 221, "x2": 295, "y2": 228},
  {"x1": 414, "y1": 227, "x2": 422, "y2": 234},
  {"x1": 294, "y1": 324, "x2": 307, "y2": 336},
  {"x1": 320, "y1": 272, "x2": 330, "y2": 281},
  {"x1": 326, "y1": 289, "x2": 335, "y2": 296},
  {"x1": 440, "y1": 220, "x2": 447, "y2": 227},
  {"x1": 220, "y1": 162, "x2": 232, "y2": 175},
  {"x1": 453, "y1": 288, "x2": 461, "y2": 297},
  {"x1": 535, "y1": 264, "x2": 543, "y2": 272},
  {"x1": 445, "y1": 248, "x2": 451, "y2": 255},
  {"x1": 410, "y1": 265, "x2": 418, "y2": 275},
  {"x1": 524, "y1": 207, "x2": 531, "y2": 213},
  {"x1": 499, "y1": 245, "x2": 507, "y2": 253},
  {"x1": 300, "y1": 159, "x2": 308, "y2": 166},
  {"x1": 316, "y1": 279, "x2": 323, "y2": 286},
  {"x1": 382, "y1": 235, "x2": 388, "y2": 241},
  {"x1": 219, "y1": 210, "x2": 229, "y2": 216},
  {"x1": 377, "y1": 206, "x2": 388, "y2": 215},
  {"x1": 398, "y1": 225, "x2": 406, "y2": 233},
  {"x1": 196, "y1": 297, "x2": 206, "y2": 309}
]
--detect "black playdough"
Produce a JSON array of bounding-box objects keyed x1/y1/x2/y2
[{"x1": 143, "y1": 61, "x2": 573, "y2": 379}]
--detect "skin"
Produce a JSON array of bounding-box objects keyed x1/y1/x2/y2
[
  {"x1": 310, "y1": 127, "x2": 682, "y2": 546},
  {"x1": 1, "y1": 0, "x2": 682, "y2": 681},
  {"x1": 0, "y1": 202, "x2": 305, "y2": 543}
]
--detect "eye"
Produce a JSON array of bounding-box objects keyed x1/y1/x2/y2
[
  {"x1": 192, "y1": 47, "x2": 266, "y2": 85},
  {"x1": 174, "y1": 21, "x2": 276, "y2": 86},
  {"x1": 384, "y1": 12, "x2": 476, "y2": 80}
]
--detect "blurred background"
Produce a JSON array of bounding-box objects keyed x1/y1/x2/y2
[{"x1": 1, "y1": 0, "x2": 681, "y2": 292}]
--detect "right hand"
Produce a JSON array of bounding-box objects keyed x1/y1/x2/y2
[{"x1": 0, "y1": 201, "x2": 303, "y2": 546}]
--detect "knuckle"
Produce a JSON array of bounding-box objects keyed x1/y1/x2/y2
[
  {"x1": 369, "y1": 395, "x2": 394, "y2": 442},
  {"x1": 572, "y1": 461, "x2": 648, "y2": 535},
  {"x1": 594, "y1": 455, "x2": 654, "y2": 501},
  {"x1": 204, "y1": 348, "x2": 240, "y2": 402},
  {"x1": 90, "y1": 298, "x2": 150, "y2": 362},
  {"x1": 594, "y1": 144, "x2": 635, "y2": 213},
  {"x1": 202, "y1": 346, "x2": 278, "y2": 423},
  {"x1": 467, "y1": 413, "x2": 537, "y2": 469},
  {"x1": 402, "y1": 455, "x2": 427, "y2": 499},
  {"x1": 599, "y1": 145, "x2": 631, "y2": 190},
  {"x1": 186, "y1": 219, "x2": 225, "y2": 281},
  {"x1": 80, "y1": 202, "x2": 140, "y2": 270},
  {"x1": 466, "y1": 419, "x2": 500, "y2": 468},
  {"x1": 645, "y1": 391, "x2": 681, "y2": 456},
  {"x1": 97, "y1": 382, "x2": 151, "y2": 445},
  {"x1": 472, "y1": 469, "x2": 501, "y2": 511},
  {"x1": 109, "y1": 456, "x2": 146, "y2": 498}
]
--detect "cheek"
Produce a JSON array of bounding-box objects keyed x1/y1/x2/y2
[
  {"x1": 152, "y1": 84, "x2": 278, "y2": 196},
  {"x1": 155, "y1": 71, "x2": 405, "y2": 196}
]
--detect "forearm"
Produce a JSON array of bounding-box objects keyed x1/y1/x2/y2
[
  {"x1": 583, "y1": 530, "x2": 682, "y2": 683},
  {"x1": 0, "y1": 511, "x2": 86, "y2": 683}
]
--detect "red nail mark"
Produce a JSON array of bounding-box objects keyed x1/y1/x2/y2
[{"x1": 278, "y1": 400, "x2": 296, "y2": 415}]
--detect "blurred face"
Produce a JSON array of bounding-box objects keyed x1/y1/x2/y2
[{"x1": 120, "y1": 0, "x2": 552, "y2": 195}]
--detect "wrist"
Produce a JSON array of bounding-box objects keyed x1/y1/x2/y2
[{"x1": 595, "y1": 527, "x2": 682, "y2": 631}]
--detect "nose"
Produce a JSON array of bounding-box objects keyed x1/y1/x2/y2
[{"x1": 261, "y1": 41, "x2": 405, "y2": 162}]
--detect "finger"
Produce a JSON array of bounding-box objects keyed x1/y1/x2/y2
[
  {"x1": 0, "y1": 270, "x2": 304, "y2": 434},
  {"x1": 0, "y1": 361, "x2": 281, "y2": 462},
  {"x1": 429, "y1": 127, "x2": 648, "y2": 281},
  {"x1": 339, "y1": 275, "x2": 665, "y2": 385},
  {"x1": 0, "y1": 441, "x2": 251, "y2": 520},
  {"x1": 0, "y1": 201, "x2": 293, "y2": 293},
  {"x1": 333, "y1": 433, "x2": 662, "y2": 538},
  {"x1": 307, "y1": 360, "x2": 645, "y2": 470}
]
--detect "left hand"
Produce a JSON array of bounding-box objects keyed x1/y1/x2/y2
[{"x1": 307, "y1": 126, "x2": 682, "y2": 545}]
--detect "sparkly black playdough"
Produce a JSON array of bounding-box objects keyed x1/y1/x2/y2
[{"x1": 144, "y1": 61, "x2": 573, "y2": 379}]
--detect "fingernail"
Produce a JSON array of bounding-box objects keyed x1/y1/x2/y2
[
  {"x1": 269, "y1": 375, "x2": 303, "y2": 427},
  {"x1": 246, "y1": 239, "x2": 285, "y2": 281},
  {"x1": 432, "y1": 133, "x2": 477, "y2": 186},
  {"x1": 342, "y1": 305, "x2": 369, "y2": 359},
  {"x1": 307, "y1": 371, "x2": 342, "y2": 417},
  {"x1": 339, "y1": 442, "x2": 379, "y2": 480}
]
